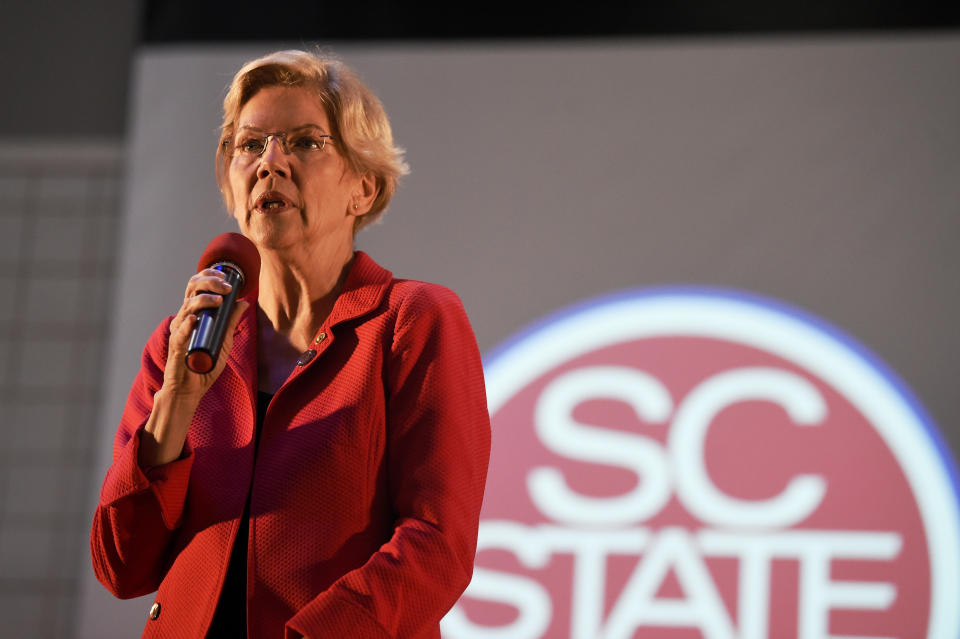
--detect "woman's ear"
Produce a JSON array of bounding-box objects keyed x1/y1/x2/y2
[{"x1": 349, "y1": 173, "x2": 379, "y2": 218}]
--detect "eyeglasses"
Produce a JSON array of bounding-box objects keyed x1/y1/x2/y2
[{"x1": 226, "y1": 127, "x2": 335, "y2": 162}]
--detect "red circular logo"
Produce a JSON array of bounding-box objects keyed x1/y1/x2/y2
[{"x1": 444, "y1": 289, "x2": 960, "y2": 639}]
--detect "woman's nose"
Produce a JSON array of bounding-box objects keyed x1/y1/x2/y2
[{"x1": 257, "y1": 138, "x2": 290, "y2": 179}]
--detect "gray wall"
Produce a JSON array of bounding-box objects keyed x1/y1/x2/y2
[
  {"x1": 0, "y1": 8, "x2": 138, "y2": 637},
  {"x1": 0, "y1": 1, "x2": 138, "y2": 139},
  {"x1": 0, "y1": 145, "x2": 123, "y2": 638},
  {"x1": 78, "y1": 36, "x2": 959, "y2": 636}
]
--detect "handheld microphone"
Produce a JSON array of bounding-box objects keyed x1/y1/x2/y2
[{"x1": 185, "y1": 233, "x2": 261, "y2": 374}]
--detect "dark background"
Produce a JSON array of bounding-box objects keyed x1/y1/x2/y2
[{"x1": 3, "y1": 1, "x2": 958, "y2": 139}]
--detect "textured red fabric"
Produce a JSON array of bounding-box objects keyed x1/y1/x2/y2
[{"x1": 91, "y1": 252, "x2": 491, "y2": 638}]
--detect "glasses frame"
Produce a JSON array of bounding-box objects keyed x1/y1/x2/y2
[{"x1": 227, "y1": 130, "x2": 335, "y2": 160}]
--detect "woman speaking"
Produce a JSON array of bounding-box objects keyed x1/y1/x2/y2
[{"x1": 91, "y1": 50, "x2": 491, "y2": 638}]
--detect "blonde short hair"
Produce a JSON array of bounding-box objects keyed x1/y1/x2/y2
[{"x1": 217, "y1": 50, "x2": 409, "y2": 231}]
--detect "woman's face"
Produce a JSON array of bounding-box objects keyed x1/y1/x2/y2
[{"x1": 227, "y1": 86, "x2": 364, "y2": 253}]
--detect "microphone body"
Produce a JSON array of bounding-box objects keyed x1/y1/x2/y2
[
  {"x1": 186, "y1": 261, "x2": 244, "y2": 373},
  {"x1": 184, "y1": 232, "x2": 261, "y2": 374}
]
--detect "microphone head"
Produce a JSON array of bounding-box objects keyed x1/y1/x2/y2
[{"x1": 196, "y1": 232, "x2": 261, "y2": 298}]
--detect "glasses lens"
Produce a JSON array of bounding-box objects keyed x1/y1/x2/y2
[
  {"x1": 230, "y1": 132, "x2": 330, "y2": 160},
  {"x1": 234, "y1": 134, "x2": 268, "y2": 157},
  {"x1": 287, "y1": 133, "x2": 327, "y2": 153}
]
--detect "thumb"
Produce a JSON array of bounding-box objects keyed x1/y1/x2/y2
[
  {"x1": 221, "y1": 300, "x2": 250, "y2": 352},
  {"x1": 230, "y1": 299, "x2": 250, "y2": 332}
]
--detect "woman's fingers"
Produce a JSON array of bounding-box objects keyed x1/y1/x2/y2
[
  {"x1": 167, "y1": 311, "x2": 197, "y2": 355},
  {"x1": 161, "y1": 271, "x2": 250, "y2": 400},
  {"x1": 169, "y1": 295, "x2": 219, "y2": 342},
  {"x1": 170, "y1": 269, "x2": 232, "y2": 333},
  {"x1": 183, "y1": 293, "x2": 225, "y2": 314},
  {"x1": 186, "y1": 269, "x2": 233, "y2": 298},
  {"x1": 169, "y1": 270, "x2": 229, "y2": 354}
]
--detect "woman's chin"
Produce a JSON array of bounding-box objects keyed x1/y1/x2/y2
[{"x1": 240, "y1": 218, "x2": 302, "y2": 252}]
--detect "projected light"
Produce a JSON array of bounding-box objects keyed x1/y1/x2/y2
[{"x1": 444, "y1": 288, "x2": 960, "y2": 639}]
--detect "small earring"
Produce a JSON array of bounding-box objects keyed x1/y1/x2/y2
[{"x1": 353, "y1": 203, "x2": 359, "y2": 210}]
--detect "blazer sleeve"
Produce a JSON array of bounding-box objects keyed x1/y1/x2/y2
[
  {"x1": 285, "y1": 285, "x2": 491, "y2": 638},
  {"x1": 90, "y1": 317, "x2": 195, "y2": 599}
]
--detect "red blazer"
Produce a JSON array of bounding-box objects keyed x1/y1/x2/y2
[{"x1": 91, "y1": 252, "x2": 491, "y2": 638}]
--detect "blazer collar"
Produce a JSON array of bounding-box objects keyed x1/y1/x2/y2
[
  {"x1": 226, "y1": 291, "x2": 259, "y2": 399},
  {"x1": 323, "y1": 251, "x2": 393, "y2": 328},
  {"x1": 226, "y1": 250, "x2": 392, "y2": 392}
]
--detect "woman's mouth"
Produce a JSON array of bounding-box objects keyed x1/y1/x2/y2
[{"x1": 253, "y1": 191, "x2": 294, "y2": 213}]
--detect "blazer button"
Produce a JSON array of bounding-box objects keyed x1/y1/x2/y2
[
  {"x1": 149, "y1": 602, "x2": 161, "y2": 620},
  {"x1": 296, "y1": 349, "x2": 316, "y2": 366}
]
